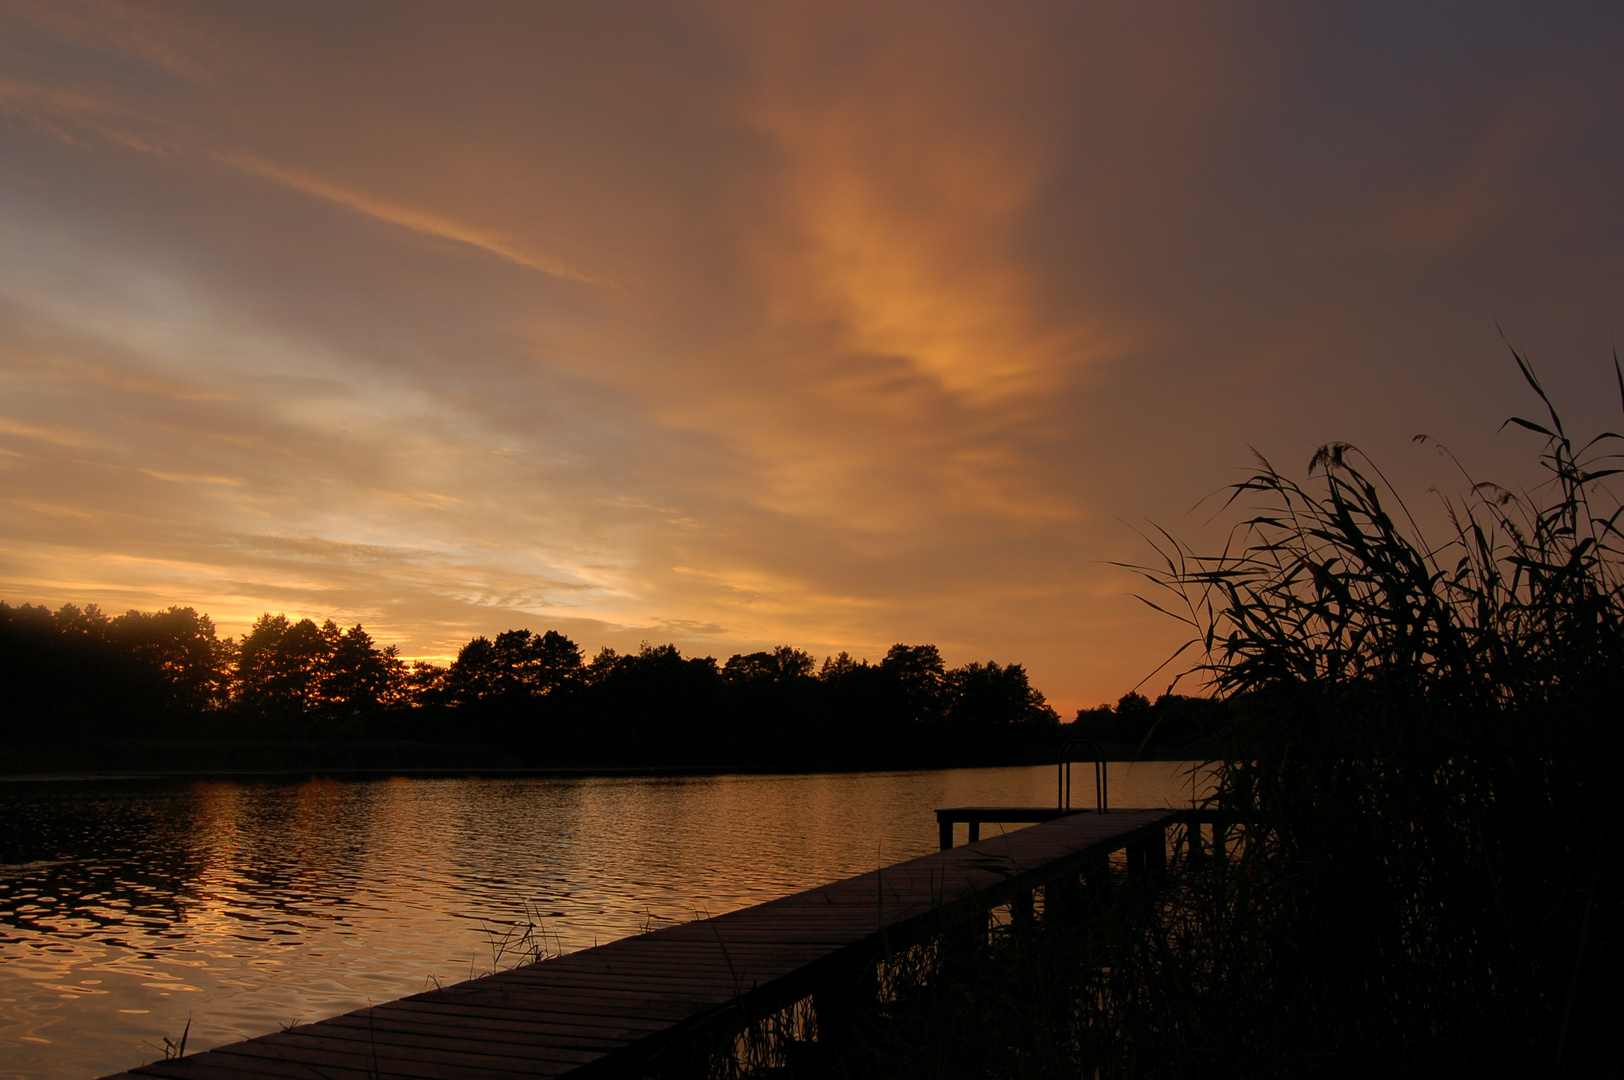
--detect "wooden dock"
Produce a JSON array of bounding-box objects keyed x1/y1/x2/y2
[
  {"x1": 934, "y1": 805, "x2": 1083, "y2": 848},
  {"x1": 103, "y1": 808, "x2": 1177, "y2": 1080}
]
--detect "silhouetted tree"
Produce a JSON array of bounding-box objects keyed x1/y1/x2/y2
[
  {"x1": 2, "y1": 602, "x2": 116, "y2": 738},
  {"x1": 1070, "y1": 690, "x2": 1223, "y2": 750},
  {"x1": 574, "y1": 643, "x2": 724, "y2": 761},
  {"x1": 818, "y1": 651, "x2": 867, "y2": 681},
  {"x1": 718, "y1": 646, "x2": 821, "y2": 761},
  {"x1": 321, "y1": 623, "x2": 405, "y2": 717},
  {"x1": 446, "y1": 635, "x2": 504, "y2": 703},
  {"x1": 235, "y1": 615, "x2": 328, "y2": 720},
  {"x1": 723, "y1": 646, "x2": 816, "y2": 684},
  {"x1": 445, "y1": 628, "x2": 583, "y2": 704},
  {"x1": 2, "y1": 601, "x2": 235, "y2": 739},
  {"x1": 405, "y1": 660, "x2": 449, "y2": 705},
  {"x1": 108, "y1": 606, "x2": 235, "y2": 713},
  {"x1": 532, "y1": 630, "x2": 585, "y2": 691},
  {"x1": 1115, "y1": 690, "x2": 1150, "y2": 716},
  {"x1": 880, "y1": 643, "x2": 947, "y2": 725},
  {"x1": 53, "y1": 602, "x2": 111, "y2": 637},
  {"x1": 942, "y1": 661, "x2": 1060, "y2": 732}
]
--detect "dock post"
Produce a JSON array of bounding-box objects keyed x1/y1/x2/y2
[
  {"x1": 812, "y1": 953, "x2": 879, "y2": 1067},
  {"x1": 1146, "y1": 825, "x2": 1167, "y2": 874},
  {"x1": 967, "y1": 820, "x2": 980, "y2": 844},
  {"x1": 938, "y1": 812, "x2": 954, "y2": 850},
  {"x1": 1126, "y1": 826, "x2": 1167, "y2": 877},
  {"x1": 1010, "y1": 889, "x2": 1035, "y2": 929},
  {"x1": 1083, "y1": 854, "x2": 1112, "y2": 915},
  {"x1": 1045, "y1": 867, "x2": 1084, "y2": 925},
  {"x1": 938, "y1": 902, "x2": 990, "y2": 979},
  {"x1": 1183, "y1": 813, "x2": 1202, "y2": 867}
]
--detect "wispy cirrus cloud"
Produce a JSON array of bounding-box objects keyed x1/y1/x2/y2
[{"x1": 216, "y1": 150, "x2": 610, "y2": 287}]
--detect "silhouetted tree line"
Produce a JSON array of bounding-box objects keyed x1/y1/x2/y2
[
  {"x1": 1068, "y1": 689, "x2": 1228, "y2": 751},
  {"x1": 0, "y1": 602, "x2": 234, "y2": 733},
  {"x1": 1, "y1": 600, "x2": 1082, "y2": 768}
]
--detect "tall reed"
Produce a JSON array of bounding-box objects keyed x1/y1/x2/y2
[{"x1": 1134, "y1": 353, "x2": 1624, "y2": 1076}]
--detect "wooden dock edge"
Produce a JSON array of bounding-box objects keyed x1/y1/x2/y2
[
  {"x1": 101, "y1": 809, "x2": 1183, "y2": 1080},
  {"x1": 568, "y1": 810, "x2": 1179, "y2": 1078}
]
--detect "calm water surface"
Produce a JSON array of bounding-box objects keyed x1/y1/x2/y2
[{"x1": 0, "y1": 763, "x2": 1203, "y2": 1080}]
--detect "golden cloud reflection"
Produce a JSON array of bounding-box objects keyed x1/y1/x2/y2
[{"x1": 1, "y1": 766, "x2": 1209, "y2": 1075}]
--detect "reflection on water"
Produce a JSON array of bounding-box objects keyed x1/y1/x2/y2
[{"x1": 0, "y1": 763, "x2": 1204, "y2": 1080}]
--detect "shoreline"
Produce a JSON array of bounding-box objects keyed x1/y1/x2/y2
[{"x1": 0, "y1": 747, "x2": 1204, "y2": 785}]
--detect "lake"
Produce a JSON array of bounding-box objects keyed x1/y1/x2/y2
[{"x1": 0, "y1": 763, "x2": 1205, "y2": 1080}]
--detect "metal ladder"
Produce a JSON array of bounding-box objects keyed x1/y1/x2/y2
[{"x1": 1059, "y1": 737, "x2": 1108, "y2": 812}]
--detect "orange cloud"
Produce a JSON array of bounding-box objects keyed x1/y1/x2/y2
[{"x1": 1, "y1": 3, "x2": 1620, "y2": 712}]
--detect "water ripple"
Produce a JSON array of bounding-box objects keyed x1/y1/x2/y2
[{"x1": 0, "y1": 763, "x2": 1203, "y2": 1079}]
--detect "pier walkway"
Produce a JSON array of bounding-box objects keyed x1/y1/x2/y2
[{"x1": 103, "y1": 808, "x2": 1176, "y2": 1080}]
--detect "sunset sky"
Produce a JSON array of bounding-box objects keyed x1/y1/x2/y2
[{"x1": 2, "y1": 2, "x2": 1621, "y2": 713}]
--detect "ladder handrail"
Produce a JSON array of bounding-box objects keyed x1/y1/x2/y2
[{"x1": 1059, "y1": 738, "x2": 1108, "y2": 812}]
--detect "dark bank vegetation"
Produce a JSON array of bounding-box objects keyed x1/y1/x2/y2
[
  {"x1": 1116, "y1": 355, "x2": 1623, "y2": 1077},
  {"x1": 1096, "y1": 367, "x2": 1624, "y2": 1077},
  {"x1": 697, "y1": 355, "x2": 1621, "y2": 1079},
  {"x1": 2, "y1": 598, "x2": 1134, "y2": 770}
]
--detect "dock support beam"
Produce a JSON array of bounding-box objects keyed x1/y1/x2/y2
[
  {"x1": 937, "y1": 818, "x2": 984, "y2": 849},
  {"x1": 1126, "y1": 825, "x2": 1167, "y2": 877},
  {"x1": 812, "y1": 954, "x2": 879, "y2": 1066},
  {"x1": 1010, "y1": 889, "x2": 1035, "y2": 928}
]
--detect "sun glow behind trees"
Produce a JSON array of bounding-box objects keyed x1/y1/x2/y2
[{"x1": 0, "y1": 599, "x2": 1067, "y2": 768}]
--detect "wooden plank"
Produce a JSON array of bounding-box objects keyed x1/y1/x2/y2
[
  {"x1": 118, "y1": 1056, "x2": 366, "y2": 1080},
  {"x1": 448, "y1": 966, "x2": 789, "y2": 996},
  {"x1": 251, "y1": 1027, "x2": 599, "y2": 1073},
  {"x1": 369, "y1": 998, "x2": 684, "y2": 1032},
  {"x1": 384, "y1": 986, "x2": 705, "y2": 1020},
  {"x1": 418, "y1": 986, "x2": 722, "y2": 1019},
  {"x1": 208, "y1": 1037, "x2": 580, "y2": 1080},
  {"x1": 317, "y1": 1016, "x2": 636, "y2": 1055},
  {"x1": 937, "y1": 806, "x2": 1075, "y2": 820}
]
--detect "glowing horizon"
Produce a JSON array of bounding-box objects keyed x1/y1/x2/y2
[{"x1": 2, "y1": 3, "x2": 1621, "y2": 713}]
